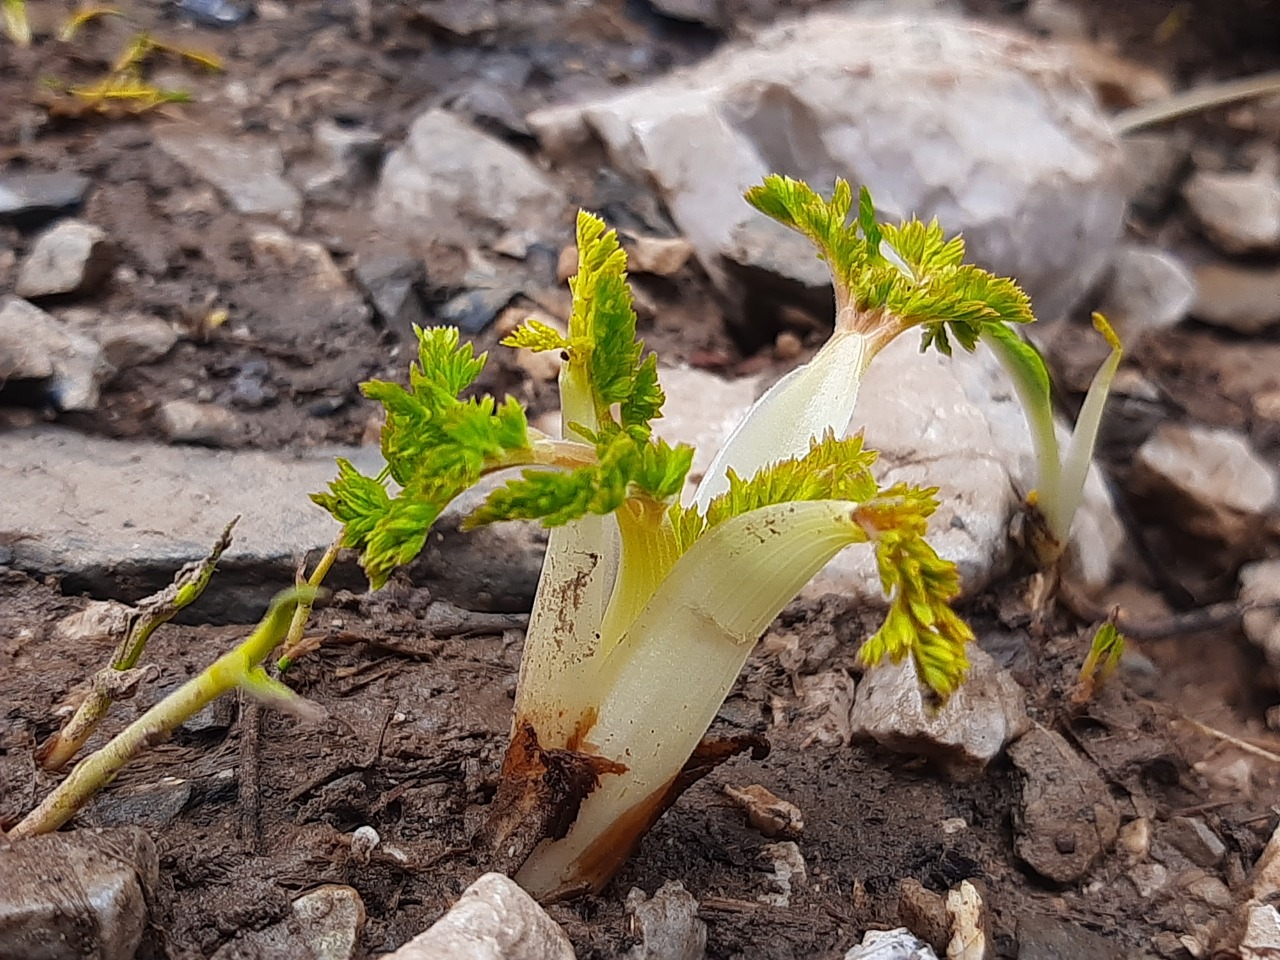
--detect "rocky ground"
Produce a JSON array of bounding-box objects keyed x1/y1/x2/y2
[{"x1": 2, "y1": 0, "x2": 1280, "y2": 958}]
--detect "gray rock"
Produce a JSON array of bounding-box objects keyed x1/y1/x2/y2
[
  {"x1": 623, "y1": 881, "x2": 706, "y2": 960},
  {"x1": 297, "y1": 118, "x2": 383, "y2": 204},
  {"x1": 212, "y1": 884, "x2": 366, "y2": 960},
  {"x1": 1008, "y1": 726, "x2": 1120, "y2": 884},
  {"x1": 15, "y1": 219, "x2": 117, "y2": 299},
  {"x1": 0, "y1": 170, "x2": 90, "y2": 228},
  {"x1": 850, "y1": 646, "x2": 1030, "y2": 777},
  {"x1": 62, "y1": 310, "x2": 178, "y2": 370},
  {"x1": 411, "y1": 0, "x2": 500, "y2": 38},
  {"x1": 1185, "y1": 875, "x2": 1232, "y2": 909},
  {"x1": 1098, "y1": 244, "x2": 1195, "y2": 337},
  {"x1": 382, "y1": 872, "x2": 575, "y2": 960},
  {"x1": 843, "y1": 928, "x2": 939, "y2": 960},
  {"x1": 373, "y1": 109, "x2": 566, "y2": 248},
  {"x1": 1133, "y1": 423, "x2": 1278, "y2": 546},
  {"x1": 530, "y1": 14, "x2": 1125, "y2": 326},
  {"x1": 354, "y1": 253, "x2": 430, "y2": 341},
  {"x1": 1242, "y1": 559, "x2": 1280, "y2": 682},
  {"x1": 0, "y1": 428, "x2": 544, "y2": 622},
  {"x1": 0, "y1": 295, "x2": 108, "y2": 410},
  {"x1": 1163, "y1": 816, "x2": 1227, "y2": 867},
  {"x1": 624, "y1": 233, "x2": 695, "y2": 277},
  {"x1": 1016, "y1": 915, "x2": 1115, "y2": 960},
  {"x1": 156, "y1": 129, "x2": 303, "y2": 228},
  {"x1": 1183, "y1": 168, "x2": 1280, "y2": 254},
  {"x1": 159, "y1": 399, "x2": 241, "y2": 447},
  {"x1": 1127, "y1": 862, "x2": 1168, "y2": 898},
  {"x1": 439, "y1": 285, "x2": 520, "y2": 334},
  {"x1": 1192, "y1": 263, "x2": 1280, "y2": 335},
  {"x1": 649, "y1": 0, "x2": 722, "y2": 28},
  {"x1": 0, "y1": 827, "x2": 158, "y2": 960}
]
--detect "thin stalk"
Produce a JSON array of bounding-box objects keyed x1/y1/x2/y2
[
  {"x1": 40, "y1": 519, "x2": 236, "y2": 771},
  {"x1": 276, "y1": 534, "x2": 343, "y2": 672},
  {"x1": 11, "y1": 588, "x2": 316, "y2": 839}
]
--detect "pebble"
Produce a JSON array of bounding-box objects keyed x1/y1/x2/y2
[
  {"x1": 381, "y1": 872, "x2": 575, "y2": 960},
  {"x1": 1163, "y1": 817, "x2": 1227, "y2": 868},
  {"x1": 0, "y1": 170, "x2": 90, "y2": 228},
  {"x1": 849, "y1": 646, "x2": 1030, "y2": 778},
  {"x1": 299, "y1": 118, "x2": 383, "y2": 203},
  {"x1": 945, "y1": 880, "x2": 987, "y2": 960},
  {"x1": 844, "y1": 928, "x2": 939, "y2": 960},
  {"x1": 1242, "y1": 903, "x2": 1280, "y2": 960},
  {"x1": 0, "y1": 827, "x2": 158, "y2": 960},
  {"x1": 1191, "y1": 263, "x2": 1280, "y2": 335},
  {"x1": 159, "y1": 399, "x2": 241, "y2": 446},
  {"x1": 1098, "y1": 244, "x2": 1195, "y2": 337},
  {"x1": 1185, "y1": 876, "x2": 1232, "y2": 909},
  {"x1": 354, "y1": 253, "x2": 430, "y2": 342},
  {"x1": 16, "y1": 219, "x2": 117, "y2": 299},
  {"x1": 898, "y1": 880, "x2": 949, "y2": 954},
  {"x1": 60, "y1": 309, "x2": 178, "y2": 371},
  {"x1": 1016, "y1": 915, "x2": 1115, "y2": 960},
  {"x1": 623, "y1": 881, "x2": 706, "y2": 960},
  {"x1": 723, "y1": 783, "x2": 804, "y2": 839},
  {"x1": 1133, "y1": 423, "x2": 1278, "y2": 547},
  {"x1": 1241, "y1": 559, "x2": 1280, "y2": 684},
  {"x1": 1117, "y1": 818, "x2": 1152, "y2": 861},
  {"x1": 1008, "y1": 726, "x2": 1120, "y2": 884},
  {"x1": 1128, "y1": 862, "x2": 1169, "y2": 898},
  {"x1": 373, "y1": 108, "x2": 566, "y2": 248},
  {"x1": 0, "y1": 295, "x2": 107, "y2": 410},
  {"x1": 1120, "y1": 132, "x2": 1188, "y2": 219},
  {"x1": 211, "y1": 884, "x2": 366, "y2": 960},
  {"x1": 624, "y1": 233, "x2": 695, "y2": 277},
  {"x1": 156, "y1": 129, "x2": 303, "y2": 228},
  {"x1": 1183, "y1": 168, "x2": 1280, "y2": 254}
]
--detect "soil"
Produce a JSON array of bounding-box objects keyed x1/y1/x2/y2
[{"x1": 3, "y1": 0, "x2": 1280, "y2": 958}]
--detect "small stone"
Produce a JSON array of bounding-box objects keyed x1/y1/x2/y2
[
  {"x1": 1241, "y1": 903, "x2": 1280, "y2": 960},
  {"x1": 1016, "y1": 915, "x2": 1115, "y2": 960},
  {"x1": 0, "y1": 295, "x2": 107, "y2": 410},
  {"x1": 1242, "y1": 559, "x2": 1280, "y2": 682},
  {"x1": 156, "y1": 129, "x2": 302, "y2": 228},
  {"x1": 0, "y1": 170, "x2": 91, "y2": 228},
  {"x1": 898, "y1": 880, "x2": 949, "y2": 954},
  {"x1": 439, "y1": 286, "x2": 519, "y2": 335},
  {"x1": 623, "y1": 881, "x2": 706, "y2": 960},
  {"x1": 411, "y1": 0, "x2": 499, "y2": 38},
  {"x1": 850, "y1": 646, "x2": 1030, "y2": 778},
  {"x1": 373, "y1": 108, "x2": 566, "y2": 248},
  {"x1": 16, "y1": 219, "x2": 117, "y2": 299},
  {"x1": 1164, "y1": 817, "x2": 1227, "y2": 868},
  {"x1": 354, "y1": 253, "x2": 429, "y2": 342},
  {"x1": 1192, "y1": 263, "x2": 1280, "y2": 335},
  {"x1": 1117, "y1": 818, "x2": 1151, "y2": 860},
  {"x1": 1098, "y1": 244, "x2": 1195, "y2": 337},
  {"x1": 945, "y1": 880, "x2": 986, "y2": 960},
  {"x1": 648, "y1": 0, "x2": 722, "y2": 28},
  {"x1": 1008, "y1": 726, "x2": 1120, "y2": 884},
  {"x1": 381, "y1": 872, "x2": 574, "y2": 960},
  {"x1": 158, "y1": 399, "x2": 240, "y2": 447},
  {"x1": 211, "y1": 884, "x2": 366, "y2": 960},
  {"x1": 774, "y1": 330, "x2": 803, "y2": 361},
  {"x1": 1183, "y1": 168, "x2": 1280, "y2": 254},
  {"x1": 844, "y1": 928, "x2": 939, "y2": 960},
  {"x1": 350, "y1": 825, "x2": 380, "y2": 865},
  {"x1": 624, "y1": 234, "x2": 695, "y2": 277},
  {"x1": 794, "y1": 669, "x2": 857, "y2": 747},
  {"x1": 1133, "y1": 424, "x2": 1278, "y2": 546},
  {"x1": 250, "y1": 228, "x2": 348, "y2": 291},
  {"x1": 299, "y1": 118, "x2": 383, "y2": 203},
  {"x1": 759, "y1": 841, "x2": 807, "y2": 908},
  {"x1": 70, "y1": 313, "x2": 178, "y2": 370},
  {"x1": 1128, "y1": 862, "x2": 1168, "y2": 897},
  {"x1": 0, "y1": 827, "x2": 158, "y2": 960},
  {"x1": 1185, "y1": 876, "x2": 1232, "y2": 909},
  {"x1": 723, "y1": 783, "x2": 804, "y2": 838}
]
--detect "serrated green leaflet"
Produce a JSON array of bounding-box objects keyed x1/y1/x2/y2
[{"x1": 502, "y1": 319, "x2": 571, "y2": 352}]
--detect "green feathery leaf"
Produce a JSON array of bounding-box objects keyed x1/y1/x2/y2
[
  {"x1": 1074, "y1": 617, "x2": 1127, "y2": 703},
  {"x1": 746, "y1": 175, "x2": 1036, "y2": 355},
  {"x1": 466, "y1": 431, "x2": 693, "y2": 530},
  {"x1": 854, "y1": 485, "x2": 973, "y2": 700},
  {"x1": 502, "y1": 318, "x2": 571, "y2": 352},
  {"x1": 313, "y1": 326, "x2": 535, "y2": 588},
  {"x1": 561, "y1": 211, "x2": 666, "y2": 436},
  {"x1": 672, "y1": 432, "x2": 880, "y2": 550}
]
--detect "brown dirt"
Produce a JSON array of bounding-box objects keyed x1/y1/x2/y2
[{"x1": 4, "y1": 0, "x2": 1280, "y2": 957}]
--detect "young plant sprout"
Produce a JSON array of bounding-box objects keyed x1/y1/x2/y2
[
  {"x1": 1072, "y1": 613, "x2": 1128, "y2": 704},
  {"x1": 313, "y1": 175, "x2": 1041, "y2": 898},
  {"x1": 981, "y1": 311, "x2": 1124, "y2": 583},
  {"x1": 11, "y1": 586, "x2": 319, "y2": 839}
]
